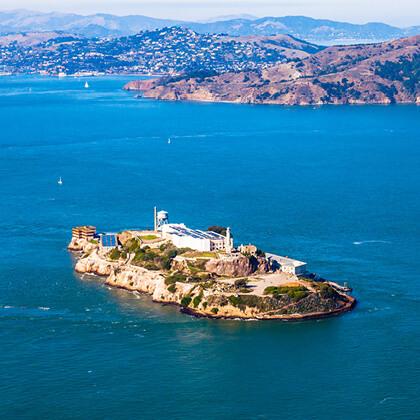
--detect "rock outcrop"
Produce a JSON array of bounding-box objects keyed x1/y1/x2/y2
[
  {"x1": 75, "y1": 256, "x2": 115, "y2": 276},
  {"x1": 205, "y1": 256, "x2": 271, "y2": 277},
  {"x1": 123, "y1": 79, "x2": 159, "y2": 91}
]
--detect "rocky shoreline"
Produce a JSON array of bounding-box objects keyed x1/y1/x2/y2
[{"x1": 69, "y1": 236, "x2": 356, "y2": 321}]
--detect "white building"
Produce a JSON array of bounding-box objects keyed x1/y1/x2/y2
[
  {"x1": 161, "y1": 223, "x2": 233, "y2": 252},
  {"x1": 266, "y1": 253, "x2": 307, "y2": 276}
]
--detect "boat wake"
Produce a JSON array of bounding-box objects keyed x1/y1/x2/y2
[{"x1": 353, "y1": 240, "x2": 390, "y2": 245}]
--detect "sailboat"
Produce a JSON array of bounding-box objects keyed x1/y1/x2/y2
[
  {"x1": 85, "y1": 81, "x2": 89, "y2": 88},
  {"x1": 58, "y1": 177, "x2": 63, "y2": 185}
]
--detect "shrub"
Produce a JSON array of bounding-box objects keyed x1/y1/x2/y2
[
  {"x1": 264, "y1": 285, "x2": 309, "y2": 301},
  {"x1": 211, "y1": 308, "x2": 219, "y2": 314},
  {"x1": 193, "y1": 296, "x2": 202, "y2": 308},
  {"x1": 143, "y1": 261, "x2": 159, "y2": 270},
  {"x1": 165, "y1": 273, "x2": 187, "y2": 285},
  {"x1": 202, "y1": 302, "x2": 208, "y2": 309},
  {"x1": 129, "y1": 240, "x2": 140, "y2": 252},
  {"x1": 234, "y1": 279, "x2": 247, "y2": 289},
  {"x1": 229, "y1": 295, "x2": 243, "y2": 307},
  {"x1": 180, "y1": 296, "x2": 192, "y2": 307},
  {"x1": 289, "y1": 290, "x2": 309, "y2": 301},
  {"x1": 207, "y1": 226, "x2": 228, "y2": 236},
  {"x1": 319, "y1": 284, "x2": 339, "y2": 299},
  {"x1": 166, "y1": 249, "x2": 178, "y2": 259},
  {"x1": 167, "y1": 284, "x2": 176, "y2": 293},
  {"x1": 109, "y1": 248, "x2": 121, "y2": 260}
]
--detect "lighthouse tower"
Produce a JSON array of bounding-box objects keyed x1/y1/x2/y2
[{"x1": 225, "y1": 227, "x2": 233, "y2": 254}]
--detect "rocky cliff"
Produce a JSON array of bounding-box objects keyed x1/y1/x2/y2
[
  {"x1": 205, "y1": 256, "x2": 271, "y2": 277},
  {"x1": 123, "y1": 79, "x2": 159, "y2": 91},
  {"x1": 71, "y1": 252, "x2": 355, "y2": 321}
]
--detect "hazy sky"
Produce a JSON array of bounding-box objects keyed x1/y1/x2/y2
[{"x1": 1, "y1": 0, "x2": 419, "y2": 27}]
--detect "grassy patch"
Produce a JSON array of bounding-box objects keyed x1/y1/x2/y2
[
  {"x1": 140, "y1": 235, "x2": 158, "y2": 240},
  {"x1": 264, "y1": 286, "x2": 310, "y2": 302}
]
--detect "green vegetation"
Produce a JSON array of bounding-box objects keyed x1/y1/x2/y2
[
  {"x1": 319, "y1": 284, "x2": 339, "y2": 299},
  {"x1": 180, "y1": 296, "x2": 192, "y2": 307},
  {"x1": 167, "y1": 284, "x2": 176, "y2": 293},
  {"x1": 109, "y1": 248, "x2": 121, "y2": 260},
  {"x1": 316, "y1": 79, "x2": 355, "y2": 102},
  {"x1": 164, "y1": 273, "x2": 187, "y2": 285},
  {"x1": 207, "y1": 226, "x2": 228, "y2": 236},
  {"x1": 375, "y1": 54, "x2": 420, "y2": 94},
  {"x1": 89, "y1": 240, "x2": 98, "y2": 244},
  {"x1": 234, "y1": 278, "x2": 248, "y2": 289},
  {"x1": 264, "y1": 286, "x2": 310, "y2": 302},
  {"x1": 140, "y1": 235, "x2": 158, "y2": 240},
  {"x1": 211, "y1": 308, "x2": 219, "y2": 314},
  {"x1": 81, "y1": 252, "x2": 90, "y2": 259},
  {"x1": 193, "y1": 295, "x2": 202, "y2": 308},
  {"x1": 228, "y1": 295, "x2": 243, "y2": 307},
  {"x1": 159, "y1": 70, "x2": 220, "y2": 86}
]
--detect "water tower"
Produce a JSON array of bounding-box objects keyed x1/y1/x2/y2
[{"x1": 154, "y1": 208, "x2": 169, "y2": 231}]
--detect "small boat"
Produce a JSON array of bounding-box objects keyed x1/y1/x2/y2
[
  {"x1": 58, "y1": 177, "x2": 62, "y2": 185},
  {"x1": 168, "y1": 138, "x2": 171, "y2": 144},
  {"x1": 85, "y1": 82, "x2": 89, "y2": 88}
]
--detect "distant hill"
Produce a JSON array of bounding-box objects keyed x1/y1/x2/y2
[
  {"x1": 0, "y1": 9, "x2": 418, "y2": 43},
  {"x1": 0, "y1": 9, "x2": 183, "y2": 38},
  {"x1": 0, "y1": 27, "x2": 324, "y2": 75},
  {"x1": 136, "y1": 35, "x2": 420, "y2": 105},
  {"x1": 196, "y1": 14, "x2": 259, "y2": 24}
]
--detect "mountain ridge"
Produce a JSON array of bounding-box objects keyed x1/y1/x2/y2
[{"x1": 0, "y1": 9, "x2": 418, "y2": 43}]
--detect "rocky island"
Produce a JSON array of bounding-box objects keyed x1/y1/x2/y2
[{"x1": 68, "y1": 211, "x2": 356, "y2": 321}]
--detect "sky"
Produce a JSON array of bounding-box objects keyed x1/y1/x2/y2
[{"x1": 1, "y1": 0, "x2": 419, "y2": 27}]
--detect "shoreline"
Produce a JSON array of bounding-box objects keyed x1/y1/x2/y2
[{"x1": 71, "y1": 245, "x2": 357, "y2": 322}]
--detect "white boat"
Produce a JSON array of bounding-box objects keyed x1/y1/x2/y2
[
  {"x1": 85, "y1": 82, "x2": 89, "y2": 88},
  {"x1": 168, "y1": 138, "x2": 171, "y2": 144},
  {"x1": 58, "y1": 177, "x2": 62, "y2": 185}
]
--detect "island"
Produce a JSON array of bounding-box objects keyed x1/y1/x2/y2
[{"x1": 68, "y1": 209, "x2": 356, "y2": 320}]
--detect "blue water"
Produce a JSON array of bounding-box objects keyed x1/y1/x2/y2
[{"x1": 0, "y1": 76, "x2": 419, "y2": 419}]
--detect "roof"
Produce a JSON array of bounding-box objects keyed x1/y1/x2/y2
[
  {"x1": 265, "y1": 253, "x2": 306, "y2": 267},
  {"x1": 164, "y1": 224, "x2": 225, "y2": 240},
  {"x1": 101, "y1": 233, "x2": 117, "y2": 247}
]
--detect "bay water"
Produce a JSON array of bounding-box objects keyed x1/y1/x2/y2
[{"x1": 0, "y1": 76, "x2": 418, "y2": 419}]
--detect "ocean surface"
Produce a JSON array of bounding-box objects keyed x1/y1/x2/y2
[{"x1": 0, "y1": 75, "x2": 419, "y2": 419}]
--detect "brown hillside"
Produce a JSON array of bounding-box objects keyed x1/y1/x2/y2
[{"x1": 132, "y1": 35, "x2": 420, "y2": 105}]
